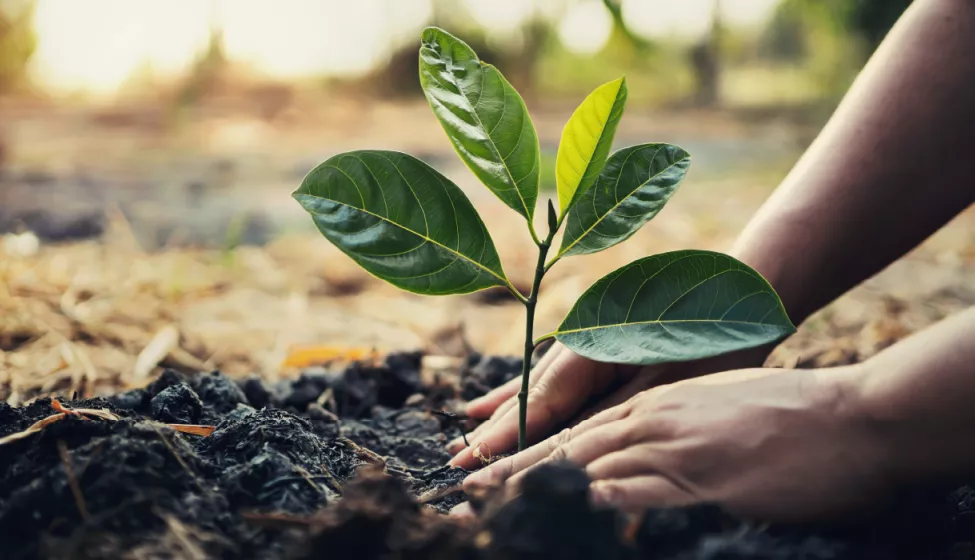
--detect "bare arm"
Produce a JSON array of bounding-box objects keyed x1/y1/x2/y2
[
  {"x1": 734, "y1": 0, "x2": 975, "y2": 325},
  {"x1": 855, "y1": 305, "x2": 975, "y2": 484}
]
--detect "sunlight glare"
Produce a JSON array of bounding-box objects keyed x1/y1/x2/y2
[
  {"x1": 463, "y1": 0, "x2": 535, "y2": 32},
  {"x1": 32, "y1": 0, "x2": 210, "y2": 94},
  {"x1": 30, "y1": 0, "x2": 434, "y2": 96},
  {"x1": 217, "y1": 0, "x2": 386, "y2": 78},
  {"x1": 558, "y1": 0, "x2": 613, "y2": 56},
  {"x1": 621, "y1": 0, "x2": 782, "y2": 41}
]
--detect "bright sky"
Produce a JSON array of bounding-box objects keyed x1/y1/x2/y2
[{"x1": 28, "y1": 0, "x2": 782, "y2": 96}]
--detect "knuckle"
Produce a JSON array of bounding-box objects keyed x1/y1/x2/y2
[
  {"x1": 647, "y1": 414, "x2": 680, "y2": 438},
  {"x1": 591, "y1": 479, "x2": 624, "y2": 505},
  {"x1": 615, "y1": 419, "x2": 642, "y2": 449},
  {"x1": 546, "y1": 427, "x2": 574, "y2": 461},
  {"x1": 527, "y1": 379, "x2": 550, "y2": 401},
  {"x1": 527, "y1": 385, "x2": 558, "y2": 420}
]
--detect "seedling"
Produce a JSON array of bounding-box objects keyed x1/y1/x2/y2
[{"x1": 294, "y1": 28, "x2": 795, "y2": 451}]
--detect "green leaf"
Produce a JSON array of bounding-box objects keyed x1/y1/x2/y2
[
  {"x1": 556, "y1": 76, "x2": 627, "y2": 216},
  {"x1": 293, "y1": 150, "x2": 510, "y2": 296},
  {"x1": 552, "y1": 250, "x2": 795, "y2": 365},
  {"x1": 419, "y1": 27, "x2": 539, "y2": 223},
  {"x1": 558, "y1": 143, "x2": 690, "y2": 259}
]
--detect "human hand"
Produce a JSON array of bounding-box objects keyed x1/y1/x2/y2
[
  {"x1": 447, "y1": 343, "x2": 772, "y2": 470},
  {"x1": 462, "y1": 365, "x2": 893, "y2": 523},
  {"x1": 447, "y1": 342, "x2": 643, "y2": 469}
]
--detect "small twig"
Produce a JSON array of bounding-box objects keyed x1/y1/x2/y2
[
  {"x1": 429, "y1": 410, "x2": 468, "y2": 421},
  {"x1": 0, "y1": 413, "x2": 66, "y2": 446},
  {"x1": 291, "y1": 464, "x2": 330, "y2": 497},
  {"x1": 163, "y1": 515, "x2": 208, "y2": 560},
  {"x1": 57, "y1": 440, "x2": 90, "y2": 521},
  {"x1": 429, "y1": 409, "x2": 471, "y2": 447},
  {"x1": 417, "y1": 483, "x2": 465, "y2": 504},
  {"x1": 166, "y1": 424, "x2": 215, "y2": 437},
  {"x1": 319, "y1": 463, "x2": 344, "y2": 495},
  {"x1": 337, "y1": 437, "x2": 385, "y2": 466},
  {"x1": 408, "y1": 463, "x2": 452, "y2": 482},
  {"x1": 150, "y1": 424, "x2": 206, "y2": 494},
  {"x1": 51, "y1": 398, "x2": 86, "y2": 419}
]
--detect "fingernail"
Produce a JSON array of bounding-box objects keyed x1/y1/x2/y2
[
  {"x1": 464, "y1": 396, "x2": 485, "y2": 412},
  {"x1": 588, "y1": 480, "x2": 612, "y2": 508},
  {"x1": 450, "y1": 502, "x2": 475, "y2": 518}
]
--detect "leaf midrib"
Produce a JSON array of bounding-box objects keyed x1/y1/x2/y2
[
  {"x1": 559, "y1": 151, "x2": 689, "y2": 257},
  {"x1": 553, "y1": 317, "x2": 790, "y2": 337},
  {"x1": 561, "y1": 81, "x2": 626, "y2": 213},
  {"x1": 425, "y1": 46, "x2": 533, "y2": 219},
  {"x1": 297, "y1": 193, "x2": 507, "y2": 286}
]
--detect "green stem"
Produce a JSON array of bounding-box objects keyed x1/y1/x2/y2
[
  {"x1": 518, "y1": 231, "x2": 554, "y2": 451},
  {"x1": 505, "y1": 281, "x2": 530, "y2": 304},
  {"x1": 543, "y1": 253, "x2": 561, "y2": 274}
]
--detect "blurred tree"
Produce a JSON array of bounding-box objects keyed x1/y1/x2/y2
[
  {"x1": 690, "y1": 0, "x2": 723, "y2": 107},
  {"x1": 0, "y1": 0, "x2": 36, "y2": 95},
  {"x1": 175, "y1": 22, "x2": 229, "y2": 107},
  {"x1": 760, "y1": 0, "x2": 910, "y2": 102},
  {"x1": 848, "y1": 0, "x2": 913, "y2": 48},
  {"x1": 765, "y1": 0, "x2": 912, "y2": 60}
]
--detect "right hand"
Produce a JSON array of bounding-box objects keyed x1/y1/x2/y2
[{"x1": 447, "y1": 342, "x2": 774, "y2": 470}]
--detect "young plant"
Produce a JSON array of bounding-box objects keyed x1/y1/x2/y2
[{"x1": 294, "y1": 28, "x2": 796, "y2": 452}]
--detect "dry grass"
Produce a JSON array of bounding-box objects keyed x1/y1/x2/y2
[{"x1": 2, "y1": 191, "x2": 974, "y2": 406}]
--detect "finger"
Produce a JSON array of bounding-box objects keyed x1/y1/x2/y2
[
  {"x1": 464, "y1": 404, "x2": 633, "y2": 488},
  {"x1": 469, "y1": 343, "x2": 564, "y2": 417},
  {"x1": 462, "y1": 436, "x2": 555, "y2": 490},
  {"x1": 448, "y1": 387, "x2": 524, "y2": 454},
  {"x1": 449, "y1": 395, "x2": 551, "y2": 469},
  {"x1": 589, "y1": 476, "x2": 696, "y2": 512},
  {"x1": 447, "y1": 396, "x2": 519, "y2": 454},
  {"x1": 586, "y1": 445, "x2": 662, "y2": 481},
  {"x1": 576, "y1": 365, "x2": 668, "y2": 422},
  {"x1": 449, "y1": 501, "x2": 475, "y2": 518},
  {"x1": 505, "y1": 417, "x2": 638, "y2": 489},
  {"x1": 468, "y1": 343, "x2": 565, "y2": 412},
  {"x1": 466, "y1": 376, "x2": 522, "y2": 420},
  {"x1": 450, "y1": 351, "x2": 608, "y2": 469},
  {"x1": 453, "y1": 345, "x2": 567, "y2": 452}
]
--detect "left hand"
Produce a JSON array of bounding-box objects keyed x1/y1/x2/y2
[{"x1": 460, "y1": 365, "x2": 893, "y2": 523}]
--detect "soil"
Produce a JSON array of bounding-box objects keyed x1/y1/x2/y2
[{"x1": 2, "y1": 351, "x2": 974, "y2": 559}]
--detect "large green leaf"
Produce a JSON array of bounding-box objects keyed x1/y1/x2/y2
[
  {"x1": 556, "y1": 76, "x2": 627, "y2": 216},
  {"x1": 558, "y1": 144, "x2": 690, "y2": 259},
  {"x1": 419, "y1": 27, "x2": 539, "y2": 223},
  {"x1": 293, "y1": 150, "x2": 509, "y2": 296},
  {"x1": 552, "y1": 251, "x2": 795, "y2": 364}
]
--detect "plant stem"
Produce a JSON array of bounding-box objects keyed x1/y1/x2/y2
[{"x1": 518, "y1": 231, "x2": 554, "y2": 451}]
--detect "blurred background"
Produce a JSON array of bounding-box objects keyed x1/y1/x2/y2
[{"x1": 2, "y1": 0, "x2": 973, "y2": 401}]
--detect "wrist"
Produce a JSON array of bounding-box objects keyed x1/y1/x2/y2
[
  {"x1": 813, "y1": 364, "x2": 902, "y2": 489},
  {"x1": 836, "y1": 359, "x2": 943, "y2": 487}
]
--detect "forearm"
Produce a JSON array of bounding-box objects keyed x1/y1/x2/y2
[
  {"x1": 732, "y1": 0, "x2": 975, "y2": 326},
  {"x1": 845, "y1": 306, "x2": 975, "y2": 484}
]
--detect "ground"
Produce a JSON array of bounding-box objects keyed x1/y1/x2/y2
[
  {"x1": 1, "y1": 94, "x2": 975, "y2": 559},
  {"x1": 1, "y1": 95, "x2": 973, "y2": 400}
]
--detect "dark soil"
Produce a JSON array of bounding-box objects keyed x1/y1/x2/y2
[{"x1": 1, "y1": 351, "x2": 974, "y2": 559}]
